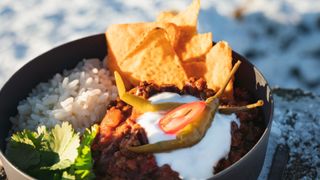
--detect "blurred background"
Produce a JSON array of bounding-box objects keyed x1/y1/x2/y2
[
  {"x1": 1, "y1": 0, "x2": 320, "y2": 179},
  {"x1": 1, "y1": 0, "x2": 320, "y2": 94}
]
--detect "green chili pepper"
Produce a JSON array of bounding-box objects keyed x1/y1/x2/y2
[
  {"x1": 127, "y1": 60, "x2": 242, "y2": 153},
  {"x1": 114, "y1": 72, "x2": 184, "y2": 112},
  {"x1": 218, "y1": 100, "x2": 264, "y2": 114}
]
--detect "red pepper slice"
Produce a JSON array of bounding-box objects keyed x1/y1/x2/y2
[{"x1": 159, "y1": 101, "x2": 206, "y2": 134}]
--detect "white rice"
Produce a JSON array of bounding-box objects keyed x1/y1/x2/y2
[{"x1": 10, "y1": 58, "x2": 118, "y2": 132}]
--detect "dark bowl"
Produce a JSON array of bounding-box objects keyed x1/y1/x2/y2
[{"x1": 0, "y1": 34, "x2": 273, "y2": 180}]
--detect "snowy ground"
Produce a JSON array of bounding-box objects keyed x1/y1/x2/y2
[
  {"x1": 259, "y1": 89, "x2": 320, "y2": 179},
  {"x1": 1, "y1": 0, "x2": 320, "y2": 93},
  {"x1": 1, "y1": 0, "x2": 320, "y2": 179}
]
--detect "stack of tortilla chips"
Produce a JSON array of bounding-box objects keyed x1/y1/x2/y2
[{"x1": 105, "y1": 0, "x2": 234, "y2": 99}]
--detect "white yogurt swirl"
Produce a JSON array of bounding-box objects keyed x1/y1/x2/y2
[{"x1": 136, "y1": 92, "x2": 239, "y2": 179}]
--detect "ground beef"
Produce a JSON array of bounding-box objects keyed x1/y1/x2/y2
[
  {"x1": 92, "y1": 96, "x2": 180, "y2": 180},
  {"x1": 92, "y1": 78, "x2": 265, "y2": 179},
  {"x1": 214, "y1": 88, "x2": 265, "y2": 174}
]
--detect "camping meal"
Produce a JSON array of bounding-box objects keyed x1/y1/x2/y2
[{"x1": 5, "y1": 0, "x2": 266, "y2": 179}]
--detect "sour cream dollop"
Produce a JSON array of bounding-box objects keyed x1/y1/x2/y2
[{"x1": 136, "y1": 92, "x2": 239, "y2": 179}]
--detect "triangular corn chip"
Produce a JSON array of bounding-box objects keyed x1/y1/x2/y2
[
  {"x1": 182, "y1": 60, "x2": 207, "y2": 78},
  {"x1": 106, "y1": 22, "x2": 180, "y2": 76},
  {"x1": 156, "y1": 11, "x2": 178, "y2": 22},
  {"x1": 176, "y1": 32, "x2": 212, "y2": 61},
  {"x1": 156, "y1": 0, "x2": 200, "y2": 32},
  {"x1": 120, "y1": 28, "x2": 188, "y2": 88},
  {"x1": 205, "y1": 41, "x2": 234, "y2": 99},
  {"x1": 156, "y1": 0, "x2": 210, "y2": 61},
  {"x1": 105, "y1": 0, "x2": 236, "y2": 99}
]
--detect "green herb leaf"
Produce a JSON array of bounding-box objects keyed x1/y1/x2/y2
[
  {"x1": 42, "y1": 159, "x2": 74, "y2": 171},
  {"x1": 47, "y1": 123, "x2": 80, "y2": 169},
  {"x1": 61, "y1": 171, "x2": 76, "y2": 180},
  {"x1": 65, "y1": 124, "x2": 98, "y2": 180},
  {"x1": 5, "y1": 122, "x2": 81, "y2": 179},
  {"x1": 5, "y1": 131, "x2": 40, "y2": 170}
]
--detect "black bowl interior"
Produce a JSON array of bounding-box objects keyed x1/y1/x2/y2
[{"x1": 0, "y1": 34, "x2": 273, "y2": 179}]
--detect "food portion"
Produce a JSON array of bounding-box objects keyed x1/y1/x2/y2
[
  {"x1": 105, "y1": 0, "x2": 231, "y2": 98},
  {"x1": 10, "y1": 59, "x2": 117, "y2": 132},
  {"x1": 118, "y1": 28, "x2": 188, "y2": 89},
  {"x1": 136, "y1": 95, "x2": 238, "y2": 179},
  {"x1": 156, "y1": 0, "x2": 199, "y2": 29},
  {"x1": 6, "y1": 59, "x2": 117, "y2": 179},
  {"x1": 5, "y1": 0, "x2": 267, "y2": 179},
  {"x1": 106, "y1": 22, "x2": 181, "y2": 80},
  {"x1": 125, "y1": 61, "x2": 241, "y2": 153},
  {"x1": 205, "y1": 41, "x2": 234, "y2": 99},
  {"x1": 155, "y1": 0, "x2": 213, "y2": 62},
  {"x1": 6, "y1": 122, "x2": 98, "y2": 179},
  {"x1": 92, "y1": 78, "x2": 265, "y2": 179}
]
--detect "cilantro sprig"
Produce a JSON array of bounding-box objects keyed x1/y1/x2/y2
[
  {"x1": 62, "y1": 125, "x2": 98, "y2": 180},
  {"x1": 5, "y1": 122, "x2": 98, "y2": 180}
]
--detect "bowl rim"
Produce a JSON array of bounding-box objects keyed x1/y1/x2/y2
[
  {"x1": 0, "y1": 33, "x2": 274, "y2": 179},
  {"x1": 212, "y1": 49, "x2": 274, "y2": 178},
  {"x1": 0, "y1": 151, "x2": 35, "y2": 180}
]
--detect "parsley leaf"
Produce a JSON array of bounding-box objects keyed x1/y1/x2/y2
[
  {"x1": 64, "y1": 124, "x2": 98, "y2": 180},
  {"x1": 6, "y1": 122, "x2": 81, "y2": 179},
  {"x1": 43, "y1": 123, "x2": 80, "y2": 170},
  {"x1": 5, "y1": 130, "x2": 41, "y2": 170}
]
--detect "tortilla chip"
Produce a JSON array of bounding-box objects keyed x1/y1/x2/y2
[
  {"x1": 204, "y1": 41, "x2": 234, "y2": 99},
  {"x1": 156, "y1": 0, "x2": 210, "y2": 61},
  {"x1": 105, "y1": 0, "x2": 236, "y2": 97},
  {"x1": 156, "y1": 10, "x2": 178, "y2": 22},
  {"x1": 106, "y1": 22, "x2": 180, "y2": 76},
  {"x1": 156, "y1": 0, "x2": 200, "y2": 32},
  {"x1": 120, "y1": 28, "x2": 188, "y2": 88},
  {"x1": 176, "y1": 32, "x2": 212, "y2": 61},
  {"x1": 182, "y1": 60, "x2": 207, "y2": 78}
]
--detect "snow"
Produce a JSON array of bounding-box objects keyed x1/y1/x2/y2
[
  {"x1": 1, "y1": 0, "x2": 320, "y2": 92},
  {"x1": 259, "y1": 89, "x2": 320, "y2": 179},
  {"x1": 1, "y1": 0, "x2": 320, "y2": 178}
]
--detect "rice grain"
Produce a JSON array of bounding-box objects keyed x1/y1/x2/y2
[{"x1": 10, "y1": 58, "x2": 117, "y2": 132}]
